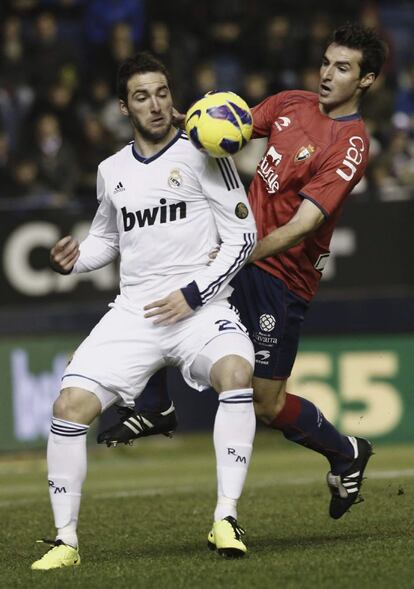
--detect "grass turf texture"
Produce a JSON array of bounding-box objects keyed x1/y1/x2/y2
[{"x1": 1, "y1": 431, "x2": 413, "y2": 589}]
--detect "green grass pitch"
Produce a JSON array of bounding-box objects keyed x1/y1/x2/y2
[{"x1": 1, "y1": 431, "x2": 413, "y2": 589}]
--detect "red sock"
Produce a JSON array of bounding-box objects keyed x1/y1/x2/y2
[
  {"x1": 270, "y1": 393, "x2": 302, "y2": 429},
  {"x1": 269, "y1": 392, "x2": 354, "y2": 475}
]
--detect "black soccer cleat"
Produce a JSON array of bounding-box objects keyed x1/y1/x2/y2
[
  {"x1": 97, "y1": 403, "x2": 177, "y2": 447},
  {"x1": 327, "y1": 436, "x2": 373, "y2": 519}
]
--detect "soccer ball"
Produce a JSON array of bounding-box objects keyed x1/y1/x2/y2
[{"x1": 185, "y1": 91, "x2": 253, "y2": 158}]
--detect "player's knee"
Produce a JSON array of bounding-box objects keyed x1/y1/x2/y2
[
  {"x1": 53, "y1": 387, "x2": 100, "y2": 425},
  {"x1": 210, "y1": 355, "x2": 253, "y2": 392},
  {"x1": 229, "y1": 361, "x2": 252, "y2": 390},
  {"x1": 53, "y1": 393, "x2": 69, "y2": 419}
]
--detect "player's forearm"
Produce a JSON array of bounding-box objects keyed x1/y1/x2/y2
[
  {"x1": 249, "y1": 198, "x2": 325, "y2": 263},
  {"x1": 72, "y1": 233, "x2": 119, "y2": 273},
  {"x1": 248, "y1": 225, "x2": 301, "y2": 262},
  {"x1": 182, "y1": 233, "x2": 256, "y2": 308}
]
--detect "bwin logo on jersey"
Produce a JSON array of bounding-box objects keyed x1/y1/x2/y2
[{"x1": 122, "y1": 199, "x2": 187, "y2": 231}]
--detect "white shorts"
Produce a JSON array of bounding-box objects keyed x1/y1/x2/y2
[{"x1": 61, "y1": 298, "x2": 254, "y2": 410}]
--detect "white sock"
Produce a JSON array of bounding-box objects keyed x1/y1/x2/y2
[
  {"x1": 47, "y1": 418, "x2": 89, "y2": 548},
  {"x1": 213, "y1": 388, "x2": 255, "y2": 522}
]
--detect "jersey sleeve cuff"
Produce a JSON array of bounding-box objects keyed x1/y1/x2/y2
[
  {"x1": 299, "y1": 192, "x2": 329, "y2": 219},
  {"x1": 181, "y1": 281, "x2": 202, "y2": 310}
]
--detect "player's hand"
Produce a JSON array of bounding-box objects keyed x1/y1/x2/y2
[
  {"x1": 144, "y1": 289, "x2": 193, "y2": 325},
  {"x1": 173, "y1": 107, "x2": 185, "y2": 130},
  {"x1": 50, "y1": 235, "x2": 80, "y2": 274}
]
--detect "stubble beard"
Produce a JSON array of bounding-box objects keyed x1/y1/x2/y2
[{"x1": 130, "y1": 112, "x2": 173, "y2": 143}]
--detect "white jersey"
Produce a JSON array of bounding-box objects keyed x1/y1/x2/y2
[{"x1": 73, "y1": 129, "x2": 256, "y2": 309}]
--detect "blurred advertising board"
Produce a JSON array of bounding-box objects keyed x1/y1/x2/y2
[
  {"x1": 0, "y1": 201, "x2": 413, "y2": 307},
  {"x1": 0, "y1": 210, "x2": 118, "y2": 306},
  {"x1": 0, "y1": 333, "x2": 412, "y2": 451}
]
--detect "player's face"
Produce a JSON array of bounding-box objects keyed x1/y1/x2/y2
[
  {"x1": 122, "y1": 72, "x2": 173, "y2": 142},
  {"x1": 319, "y1": 43, "x2": 374, "y2": 117}
]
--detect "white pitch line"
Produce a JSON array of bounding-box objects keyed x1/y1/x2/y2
[
  {"x1": 94, "y1": 469, "x2": 414, "y2": 500},
  {"x1": 95, "y1": 485, "x2": 197, "y2": 500},
  {"x1": 0, "y1": 468, "x2": 412, "y2": 509}
]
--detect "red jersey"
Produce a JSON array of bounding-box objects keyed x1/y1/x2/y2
[{"x1": 249, "y1": 90, "x2": 369, "y2": 302}]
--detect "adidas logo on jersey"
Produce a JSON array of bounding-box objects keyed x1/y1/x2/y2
[
  {"x1": 122, "y1": 199, "x2": 187, "y2": 231},
  {"x1": 114, "y1": 181, "x2": 125, "y2": 193}
]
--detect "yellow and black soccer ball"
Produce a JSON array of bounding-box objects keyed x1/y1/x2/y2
[{"x1": 185, "y1": 91, "x2": 253, "y2": 158}]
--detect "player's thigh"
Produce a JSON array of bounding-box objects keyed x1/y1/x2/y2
[
  {"x1": 176, "y1": 302, "x2": 255, "y2": 390},
  {"x1": 62, "y1": 305, "x2": 164, "y2": 409},
  {"x1": 231, "y1": 265, "x2": 308, "y2": 380}
]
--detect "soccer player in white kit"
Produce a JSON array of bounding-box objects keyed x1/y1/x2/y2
[{"x1": 31, "y1": 52, "x2": 257, "y2": 570}]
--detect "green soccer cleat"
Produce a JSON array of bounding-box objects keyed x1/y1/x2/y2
[
  {"x1": 31, "y1": 539, "x2": 80, "y2": 571},
  {"x1": 207, "y1": 516, "x2": 247, "y2": 558}
]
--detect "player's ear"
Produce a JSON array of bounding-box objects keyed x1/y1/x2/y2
[
  {"x1": 119, "y1": 99, "x2": 129, "y2": 117},
  {"x1": 359, "y1": 72, "x2": 375, "y2": 91}
]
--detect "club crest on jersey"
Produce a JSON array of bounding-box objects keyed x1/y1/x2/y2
[
  {"x1": 235, "y1": 202, "x2": 249, "y2": 219},
  {"x1": 168, "y1": 168, "x2": 183, "y2": 188},
  {"x1": 294, "y1": 144, "x2": 315, "y2": 163}
]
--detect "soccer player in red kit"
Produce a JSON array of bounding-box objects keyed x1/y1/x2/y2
[
  {"x1": 99, "y1": 24, "x2": 388, "y2": 520},
  {"x1": 229, "y1": 23, "x2": 387, "y2": 519}
]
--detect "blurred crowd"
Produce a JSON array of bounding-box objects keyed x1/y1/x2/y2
[{"x1": 1, "y1": 0, "x2": 414, "y2": 210}]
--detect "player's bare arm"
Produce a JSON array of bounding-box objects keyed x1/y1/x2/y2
[
  {"x1": 249, "y1": 199, "x2": 325, "y2": 263},
  {"x1": 50, "y1": 235, "x2": 80, "y2": 274},
  {"x1": 144, "y1": 289, "x2": 193, "y2": 325}
]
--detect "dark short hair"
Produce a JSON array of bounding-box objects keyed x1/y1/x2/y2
[
  {"x1": 330, "y1": 23, "x2": 388, "y2": 78},
  {"x1": 117, "y1": 52, "x2": 171, "y2": 102}
]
